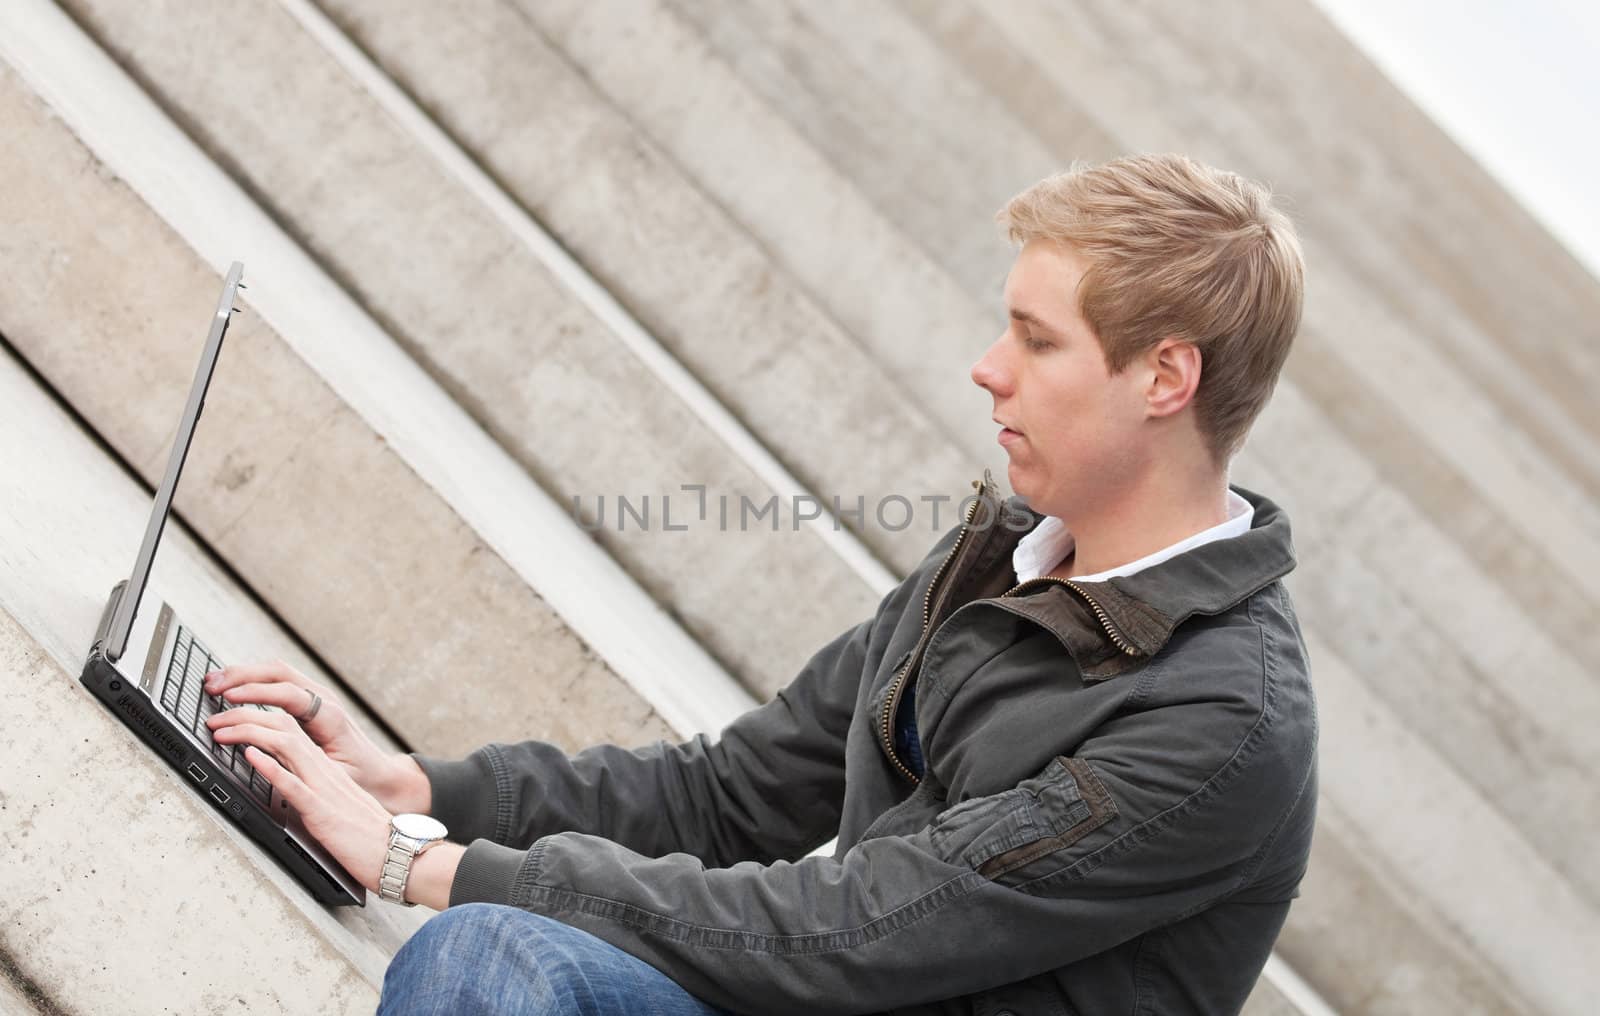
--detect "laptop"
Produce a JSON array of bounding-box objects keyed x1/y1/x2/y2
[{"x1": 79, "y1": 262, "x2": 364, "y2": 907}]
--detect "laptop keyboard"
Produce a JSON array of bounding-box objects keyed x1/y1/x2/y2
[{"x1": 159, "y1": 623, "x2": 273, "y2": 808}]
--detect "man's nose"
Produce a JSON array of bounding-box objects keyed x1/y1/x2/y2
[{"x1": 971, "y1": 339, "x2": 1010, "y2": 394}]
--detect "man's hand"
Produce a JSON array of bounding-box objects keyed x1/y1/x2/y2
[
  {"x1": 208, "y1": 704, "x2": 394, "y2": 895},
  {"x1": 204, "y1": 661, "x2": 430, "y2": 814}
]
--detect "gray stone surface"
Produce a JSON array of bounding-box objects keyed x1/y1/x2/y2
[
  {"x1": 507, "y1": 0, "x2": 1016, "y2": 476},
  {"x1": 1278, "y1": 797, "x2": 1533, "y2": 1014},
  {"x1": 0, "y1": 62, "x2": 674, "y2": 758},
  {"x1": 0, "y1": 953, "x2": 47, "y2": 1016},
  {"x1": 54, "y1": 0, "x2": 927, "y2": 702},
  {"x1": 320, "y1": 0, "x2": 984, "y2": 563},
  {"x1": 1296, "y1": 614, "x2": 1597, "y2": 1014},
  {"x1": 667, "y1": 0, "x2": 1029, "y2": 303},
  {"x1": 1246, "y1": 387, "x2": 1600, "y2": 904},
  {"x1": 1240, "y1": 981, "x2": 1315, "y2": 1016}
]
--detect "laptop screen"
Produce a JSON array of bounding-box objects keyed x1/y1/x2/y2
[{"x1": 104, "y1": 261, "x2": 244, "y2": 662}]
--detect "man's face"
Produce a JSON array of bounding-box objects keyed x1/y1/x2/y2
[{"x1": 971, "y1": 239, "x2": 1149, "y2": 515}]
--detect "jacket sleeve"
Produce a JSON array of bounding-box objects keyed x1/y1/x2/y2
[
  {"x1": 442, "y1": 649, "x2": 1318, "y2": 1016},
  {"x1": 411, "y1": 545, "x2": 935, "y2": 871}
]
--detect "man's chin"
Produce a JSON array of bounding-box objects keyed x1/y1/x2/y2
[
  {"x1": 1005, "y1": 463, "x2": 1060, "y2": 512},
  {"x1": 1004, "y1": 460, "x2": 1034, "y2": 500}
]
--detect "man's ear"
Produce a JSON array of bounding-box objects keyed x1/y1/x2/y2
[{"x1": 1144, "y1": 337, "x2": 1203, "y2": 419}]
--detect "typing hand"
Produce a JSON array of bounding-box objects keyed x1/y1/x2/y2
[
  {"x1": 206, "y1": 703, "x2": 393, "y2": 895},
  {"x1": 205, "y1": 660, "x2": 427, "y2": 813}
]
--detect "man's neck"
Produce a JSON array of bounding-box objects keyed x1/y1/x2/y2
[{"x1": 1044, "y1": 472, "x2": 1232, "y2": 581}]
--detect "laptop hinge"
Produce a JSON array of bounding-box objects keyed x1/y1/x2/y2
[{"x1": 92, "y1": 580, "x2": 128, "y2": 660}]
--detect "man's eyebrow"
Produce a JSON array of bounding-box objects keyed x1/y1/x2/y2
[{"x1": 1009, "y1": 307, "x2": 1066, "y2": 335}]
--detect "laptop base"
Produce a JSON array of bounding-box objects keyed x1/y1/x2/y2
[{"x1": 81, "y1": 581, "x2": 364, "y2": 907}]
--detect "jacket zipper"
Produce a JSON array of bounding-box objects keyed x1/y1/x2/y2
[
  {"x1": 1001, "y1": 576, "x2": 1142, "y2": 656},
  {"x1": 878, "y1": 479, "x2": 988, "y2": 784}
]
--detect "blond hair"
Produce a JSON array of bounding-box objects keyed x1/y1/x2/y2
[{"x1": 999, "y1": 153, "x2": 1305, "y2": 466}]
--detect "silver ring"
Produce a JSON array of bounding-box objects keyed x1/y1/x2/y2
[{"x1": 296, "y1": 690, "x2": 323, "y2": 723}]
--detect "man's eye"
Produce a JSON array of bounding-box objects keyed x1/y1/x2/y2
[{"x1": 1024, "y1": 337, "x2": 1051, "y2": 351}]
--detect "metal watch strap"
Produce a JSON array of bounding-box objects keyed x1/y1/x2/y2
[{"x1": 379, "y1": 831, "x2": 431, "y2": 905}]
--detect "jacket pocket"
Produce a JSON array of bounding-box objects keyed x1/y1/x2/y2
[
  {"x1": 928, "y1": 756, "x2": 1117, "y2": 882},
  {"x1": 856, "y1": 777, "x2": 945, "y2": 843}
]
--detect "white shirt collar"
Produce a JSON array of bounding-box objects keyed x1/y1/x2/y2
[{"x1": 1012, "y1": 489, "x2": 1255, "y2": 584}]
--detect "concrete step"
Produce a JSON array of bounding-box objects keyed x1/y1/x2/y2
[
  {"x1": 51, "y1": 0, "x2": 978, "y2": 705},
  {"x1": 1245, "y1": 957, "x2": 1341, "y2": 1016},
  {"x1": 491, "y1": 0, "x2": 1013, "y2": 477},
  {"x1": 1300, "y1": 619, "x2": 1600, "y2": 1014},
  {"x1": 0, "y1": 341, "x2": 429, "y2": 1013},
  {"x1": 1244, "y1": 457, "x2": 1587, "y2": 1014},
  {"x1": 0, "y1": 58, "x2": 681, "y2": 761},
  {"x1": 1281, "y1": 797, "x2": 1535, "y2": 1015},
  {"x1": 659, "y1": 0, "x2": 1028, "y2": 305},
  {"x1": 1242, "y1": 384, "x2": 1600, "y2": 902},
  {"x1": 305, "y1": 0, "x2": 985, "y2": 568},
  {"x1": 0, "y1": 966, "x2": 47, "y2": 1016}
]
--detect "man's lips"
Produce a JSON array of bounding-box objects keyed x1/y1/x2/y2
[{"x1": 995, "y1": 419, "x2": 1024, "y2": 445}]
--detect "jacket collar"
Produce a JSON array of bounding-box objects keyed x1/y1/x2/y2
[{"x1": 966, "y1": 471, "x2": 1298, "y2": 678}]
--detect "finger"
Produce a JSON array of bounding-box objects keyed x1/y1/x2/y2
[
  {"x1": 207, "y1": 705, "x2": 298, "y2": 732},
  {"x1": 204, "y1": 660, "x2": 311, "y2": 694},
  {"x1": 214, "y1": 719, "x2": 333, "y2": 789},
  {"x1": 213, "y1": 682, "x2": 317, "y2": 714},
  {"x1": 210, "y1": 722, "x2": 303, "y2": 774},
  {"x1": 243, "y1": 745, "x2": 309, "y2": 806}
]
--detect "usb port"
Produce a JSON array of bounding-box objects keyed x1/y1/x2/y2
[
  {"x1": 208, "y1": 785, "x2": 230, "y2": 805},
  {"x1": 186, "y1": 762, "x2": 207, "y2": 783}
]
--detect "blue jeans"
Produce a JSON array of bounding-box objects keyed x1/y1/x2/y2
[{"x1": 378, "y1": 902, "x2": 734, "y2": 1015}]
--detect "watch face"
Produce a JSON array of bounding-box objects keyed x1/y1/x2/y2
[{"x1": 393, "y1": 813, "x2": 447, "y2": 840}]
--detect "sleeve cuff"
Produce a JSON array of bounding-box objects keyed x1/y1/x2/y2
[
  {"x1": 449, "y1": 838, "x2": 536, "y2": 908},
  {"x1": 411, "y1": 750, "x2": 501, "y2": 846}
]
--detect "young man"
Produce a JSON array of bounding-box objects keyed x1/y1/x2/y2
[{"x1": 206, "y1": 153, "x2": 1316, "y2": 1015}]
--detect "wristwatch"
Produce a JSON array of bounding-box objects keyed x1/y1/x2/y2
[{"x1": 380, "y1": 813, "x2": 449, "y2": 906}]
